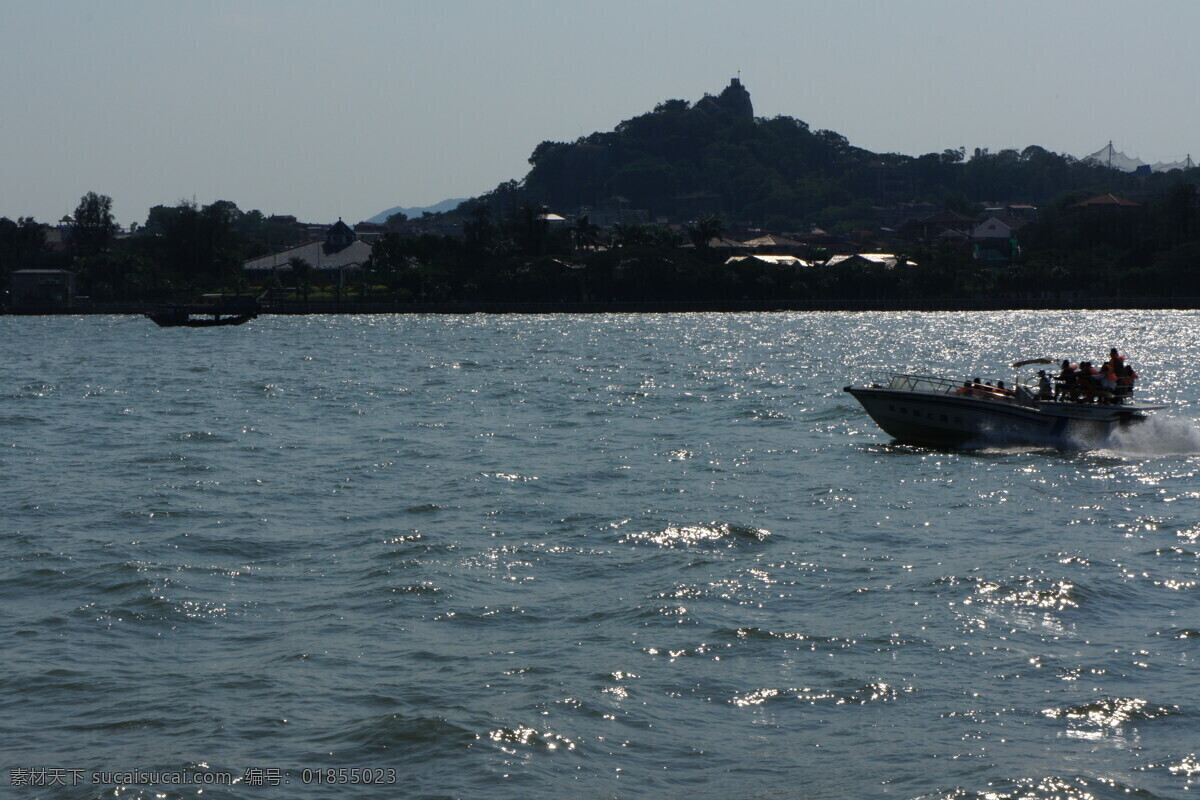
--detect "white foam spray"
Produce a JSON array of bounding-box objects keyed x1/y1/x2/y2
[{"x1": 1096, "y1": 414, "x2": 1200, "y2": 456}]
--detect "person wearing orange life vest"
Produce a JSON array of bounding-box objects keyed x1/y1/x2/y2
[
  {"x1": 1113, "y1": 350, "x2": 1138, "y2": 399},
  {"x1": 1077, "y1": 361, "x2": 1101, "y2": 402},
  {"x1": 1099, "y1": 361, "x2": 1119, "y2": 400}
]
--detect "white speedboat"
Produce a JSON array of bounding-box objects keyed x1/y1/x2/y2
[{"x1": 844, "y1": 369, "x2": 1165, "y2": 447}]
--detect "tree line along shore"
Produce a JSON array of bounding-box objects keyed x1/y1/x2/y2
[
  {"x1": 6, "y1": 188, "x2": 1200, "y2": 314},
  {"x1": 8, "y1": 79, "x2": 1200, "y2": 312}
]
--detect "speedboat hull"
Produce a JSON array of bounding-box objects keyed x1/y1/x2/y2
[{"x1": 844, "y1": 380, "x2": 1158, "y2": 448}]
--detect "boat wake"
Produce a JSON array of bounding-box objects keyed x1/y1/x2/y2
[
  {"x1": 1088, "y1": 414, "x2": 1200, "y2": 456},
  {"x1": 910, "y1": 415, "x2": 1200, "y2": 457}
]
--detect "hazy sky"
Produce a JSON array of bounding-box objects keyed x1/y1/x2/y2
[{"x1": 4, "y1": 0, "x2": 1199, "y2": 226}]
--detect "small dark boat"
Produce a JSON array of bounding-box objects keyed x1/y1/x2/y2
[{"x1": 145, "y1": 299, "x2": 258, "y2": 328}]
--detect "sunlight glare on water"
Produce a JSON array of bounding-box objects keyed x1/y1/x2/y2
[{"x1": 1, "y1": 310, "x2": 1199, "y2": 799}]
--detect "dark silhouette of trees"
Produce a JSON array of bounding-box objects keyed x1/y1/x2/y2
[
  {"x1": 0, "y1": 217, "x2": 53, "y2": 290},
  {"x1": 70, "y1": 192, "x2": 126, "y2": 299},
  {"x1": 686, "y1": 214, "x2": 725, "y2": 250},
  {"x1": 508, "y1": 86, "x2": 1200, "y2": 235},
  {"x1": 16, "y1": 80, "x2": 1200, "y2": 309},
  {"x1": 71, "y1": 192, "x2": 116, "y2": 258}
]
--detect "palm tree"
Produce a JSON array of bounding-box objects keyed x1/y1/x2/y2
[
  {"x1": 686, "y1": 214, "x2": 725, "y2": 250},
  {"x1": 570, "y1": 215, "x2": 601, "y2": 253},
  {"x1": 613, "y1": 222, "x2": 662, "y2": 249}
]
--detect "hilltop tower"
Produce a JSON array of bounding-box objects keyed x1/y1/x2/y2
[
  {"x1": 692, "y1": 77, "x2": 754, "y2": 121},
  {"x1": 718, "y1": 76, "x2": 754, "y2": 119}
]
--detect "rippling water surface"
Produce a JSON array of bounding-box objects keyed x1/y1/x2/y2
[{"x1": 3, "y1": 311, "x2": 1200, "y2": 799}]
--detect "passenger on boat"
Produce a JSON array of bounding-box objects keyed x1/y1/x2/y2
[
  {"x1": 975, "y1": 381, "x2": 1008, "y2": 401},
  {"x1": 956, "y1": 380, "x2": 973, "y2": 395},
  {"x1": 1077, "y1": 361, "x2": 1101, "y2": 402},
  {"x1": 1116, "y1": 360, "x2": 1138, "y2": 400},
  {"x1": 1104, "y1": 355, "x2": 1132, "y2": 400},
  {"x1": 1056, "y1": 360, "x2": 1078, "y2": 401},
  {"x1": 1099, "y1": 362, "x2": 1118, "y2": 394},
  {"x1": 1037, "y1": 370, "x2": 1053, "y2": 400}
]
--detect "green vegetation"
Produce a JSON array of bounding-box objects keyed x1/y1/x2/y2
[
  {"x1": 1, "y1": 196, "x2": 306, "y2": 304},
  {"x1": 4, "y1": 81, "x2": 1200, "y2": 308},
  {"x1": 510, "y1": 102, "x2": 1189, "y2": 235}
]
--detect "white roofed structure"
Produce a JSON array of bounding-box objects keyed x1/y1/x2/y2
[
  {"x1": 1084, "y1": 141, "x2": 1195, "y2": 173},
  {"x1": 243, "y1": 219, "x2": 372, "y2": 274},
  {"x1": 725, "y1": 254, "x2": 812, "y2": 267},
  {"x1": 826, "y1": 253, "x2": 909, "y2": 269}
]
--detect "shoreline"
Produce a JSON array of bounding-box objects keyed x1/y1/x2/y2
[{"x1": 7, "y1": 297, "x2": 1200, "y2": 315}]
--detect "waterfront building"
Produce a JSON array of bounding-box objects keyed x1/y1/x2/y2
[{"x1": 242, "y1": 220, "x2": 372, "y2": 280}]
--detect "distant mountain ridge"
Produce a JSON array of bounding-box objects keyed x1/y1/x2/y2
[{"x1": 367, "y1": 199, "x2": 467, "y2": 224}]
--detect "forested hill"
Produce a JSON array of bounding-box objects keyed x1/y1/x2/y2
[{"x1": 465, "y1": 78, "x2": 1198, "y2": 232}]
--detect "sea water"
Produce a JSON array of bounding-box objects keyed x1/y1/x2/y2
[{"x1": 2, "y1": 311, "x2": 1199, "y2": 799}]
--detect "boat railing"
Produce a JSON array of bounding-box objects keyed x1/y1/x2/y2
[
  {"x1": 884, "y1": 373, "x2": 1040, "y2": 406},
  {"x1": 885, "y1": 374, "x2": 963, "y2": 395}
]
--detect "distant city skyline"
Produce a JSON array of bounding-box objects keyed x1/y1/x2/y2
[{"x1": 3, "y1": 0, "x2": 1199, "y2": 226}]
